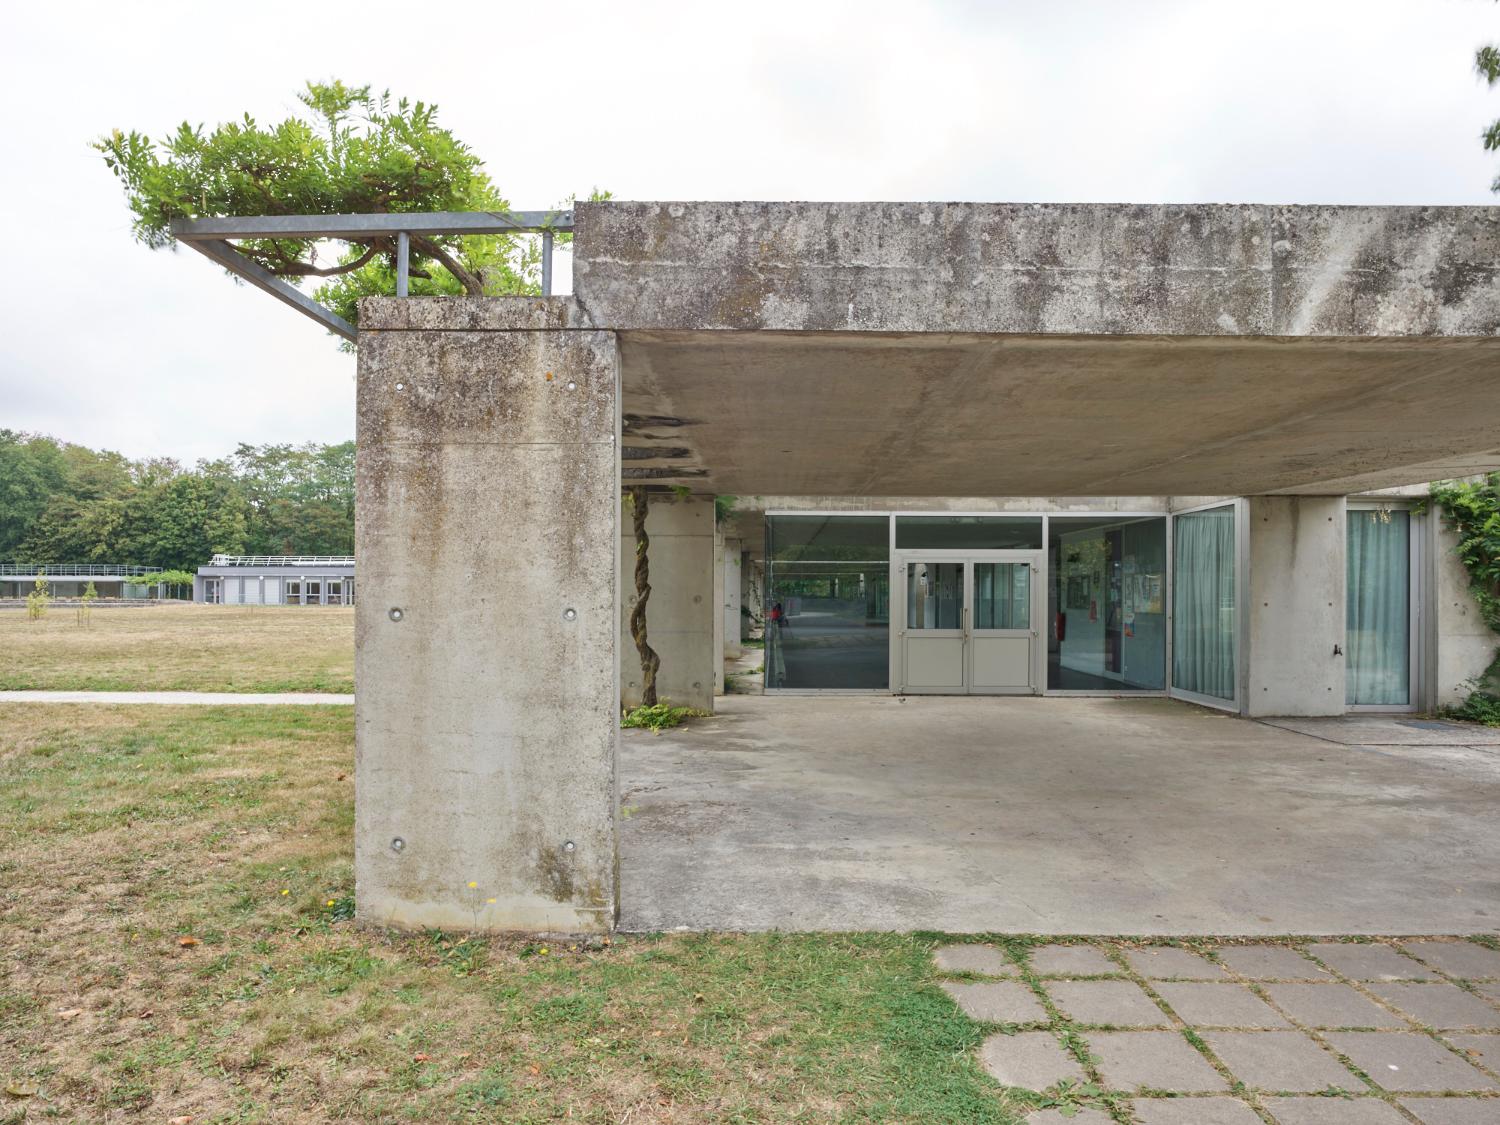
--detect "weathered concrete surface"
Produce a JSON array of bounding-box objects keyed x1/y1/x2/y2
[
  {"x1": 1245, "y1": 496, "x2": 1346, "y2": 717},
  {"x1": 620, "y1": 495, "x2": 715, "y2": 712},
  {"x1": 619, "y1": 696, "x2": 1500, "y2": 933},
  {"x1": 1427, "y1": 514, "x2": 1498, "y2": 710},
  {"x1": 722, "y1": 536, "x2": 743, "y2": 659},
  {"x1": 617, "y1": 331, "x2": 1500, "y2": 496},
  {"x1": 356, "y1": 318, "x2": 619, "y2": 933},
  {"x1": 575, "y1": 202, "x2": 1500, "y2": 337}
]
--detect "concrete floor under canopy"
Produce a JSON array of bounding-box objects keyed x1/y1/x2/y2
[{"x1": 619, "y1": 696, "x2": 1500, "y2": 935}]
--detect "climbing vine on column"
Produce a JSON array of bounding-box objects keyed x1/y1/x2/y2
[
  {"x1": 1429, "y1": 472, "x2": 1500, "y2": 722},
  {"x1": 625, "y1": 487, "x2": 661, "y2": 707}
]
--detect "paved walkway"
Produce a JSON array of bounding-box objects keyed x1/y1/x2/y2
[
  {"x1": 937, "y1": 937, "x2": 1500, "y2": 1123},
  {"x1": 620, "y1": 695, "x2": 1500, "y2": 933},
  {"x1": 0, "y1": 691, "x2": 354, "y2": 705}
]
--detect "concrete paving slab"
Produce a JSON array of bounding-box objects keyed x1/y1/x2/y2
[
  {"x1": 1131, "y1": 1098, "x2": 1264, "y2": 1124},
  {"x1": 1367, "y1": 984, "x2": 1500, "y2": 1031},
  {"x1": 1155, "y1": 982, "x2": 1292, "y2": 1028},
  {"x1": 1264, "y1": 984, "x2": 1410, "y2": 1030},
  {"x1": 1443, "y1": 1033, "x2": 1500, "y2": 1072},
  {"x1": 933, "y1": 943, "x2": 1017, "y2": 977},
  {"x1": 1323, "y1": 1033, "x2": 1500, "y2": 1093},
  {"x1": 977, "y1": 1030, "x2": 1086, "y2": 1090},
  {"x1": 1477, "y1": 985, "x2": 1500, "y2": 1006},
  {"x1": 1399, "y1": 1095, "x2": 1500, "y2": 1123},
  {"x1": 1085, "y1": 1030, "x2": 1229, "y2": 1092},
  {"x1": 620, "y1": 696, "x2": 1500, "y2": 933},
  {"x1": 1044, "y1": 980, "x2": 1168, "y2": 1027},
  {"x1": 1126, "y1": 947, "x2": 1230, "y2": 980},
  {"x1": 1216, "y1": 945, "x2": 1333, "y2": 981},
  {"x1": 1263, "y1": 1097, "x2": 1409, "y2": 1123},
  {"x1": 1023, "y1": 1109, "x2": 1113, "y2": 1124},
  {"x1": 1402, "y1": 942, "x2": 1500, "y2": 982},
  {"x1": 1307, "y1": 945, "x2": 1439, "y2": 982},
  {"x1": 1201, "y1": 1031, "x2": 1360, "y2": 1092},
  {"x1": 940, "y1": 981, "x2": 1047, "y2": 1023},
  {"x1": 1027, "y1": 944, "x2": 1123, "y2": 977},
  {"x1": 0, "y1": 690, "x2": 355, "y2": 705}
]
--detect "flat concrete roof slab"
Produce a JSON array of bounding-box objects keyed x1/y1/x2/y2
[
  {"x1": 619, "y1": 331, "x2": 1500, "y2": 495},
  {"x1": 619, "y1": 696, "x2": 1500, "y2": 934}
]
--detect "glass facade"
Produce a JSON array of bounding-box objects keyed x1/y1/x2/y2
[
  {"x1": 1048, "y1": 516, "x2": 1166, "y2": 690},
  {"x1": 1171, "y1": 505, "x2": 1237, "y2": 703},
  {"x1": 896, "y1": 516, "x2": 1042, "y2": 550},
  {"x1": 766, "y1": 516, "x2": 890, "y2": 689},
  {"x1": 1346, "y1": 509, "x2": 1411, "y2": 706}
]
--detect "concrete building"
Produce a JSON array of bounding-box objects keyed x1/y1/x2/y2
[
  {"x1": 346, "y1": 201, "x2": 1500, "y2": 934},
  {"x1": 194, "y1": 555, "x2": 355, "y2": 605},
  {"x1": 0, "y1": 563, "x2": 163, "y2": 599}
]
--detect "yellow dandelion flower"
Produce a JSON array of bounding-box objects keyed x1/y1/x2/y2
[
  {"x1": 539, "y1": 946, "x2": 549, "y2": 955},
  {"x1": 486, "y1": 898, "x2": 496, "y2": 905},
  {"x1": 280, "y1": 889, "x2": 290, "y2": 896},
  {"x1": 326, "y1": 899, "x2": 336, "y2": 907},
  {"x1": 467, "y1": 881, "x2": 478, "y2": 889}
]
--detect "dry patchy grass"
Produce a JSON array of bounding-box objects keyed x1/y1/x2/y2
[
  {"x1": 0, "y1": 604, "x2": 353, "y2": 693},
  {"x1": 0, "y1": 706, "x2": 1012, "y2": 1124}
]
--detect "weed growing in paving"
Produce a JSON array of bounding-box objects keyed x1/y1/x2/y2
[{"x1": 620, "y1": 701, "x2": 711, "y2": 731}]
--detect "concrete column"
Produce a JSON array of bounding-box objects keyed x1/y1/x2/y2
[
  {"x1": 1425, "y1": 514, "x2": 1497, "y2": 709},
  {"x1": 620, "y1": 495, "x2": 716, "y2": 712},
  {"x1": 723, "y1": 537, "x2": 743, "y2": 659},
  {"x1": 356, "y1": 310, "x2": 620, "y2": 934},
  {"x1": 1244, "y1": 496, "x2": 1346, "y2": 717}
]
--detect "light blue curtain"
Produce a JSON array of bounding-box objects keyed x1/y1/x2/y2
[
  {"x1": 1346, "y1": 510, "x2": 1410, "y2": 706},
  {"x1": 1172, "y1": 506, "x2": 1236, "y2": 701}
]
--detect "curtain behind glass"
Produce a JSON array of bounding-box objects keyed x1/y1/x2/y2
[
  {"x1": 1346, "y1": 510, "x2": 1410, "y2": 706},
  {"x1": 1172, "y1": 507, "x2": 1236, "y2": 701}
]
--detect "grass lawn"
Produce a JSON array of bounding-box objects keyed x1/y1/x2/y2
[
  {"x1": 0, "y1": 705, "x2": 1017, "y2": 1123},
  {"x1": 0, "y1": 605, "x2": 354, "y2": 693}
]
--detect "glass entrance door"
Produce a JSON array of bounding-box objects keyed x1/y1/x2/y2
[{"x1": 896, "y1": 553, "x2": 1041, "y2": 694}]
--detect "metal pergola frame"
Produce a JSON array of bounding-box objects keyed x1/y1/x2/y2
[{"x1": 169, "y1": 210, "x2": 575, "y2": 342}]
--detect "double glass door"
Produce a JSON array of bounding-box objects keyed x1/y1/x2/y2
[{"x1": 896, "y1": 553, "x2": 1041, "y2": 694}]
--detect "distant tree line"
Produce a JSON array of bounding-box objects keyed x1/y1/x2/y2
[{"x1": 0, "y1": 430, "x2": 354, "y2": 571}]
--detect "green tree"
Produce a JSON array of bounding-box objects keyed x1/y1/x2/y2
[
  {"x1": 1480, "y1": 40, "x2": 1500, "y2": 189},
  {"x1": 96, "y1": 81, "x2": 567, "y2": 338},
  {"x1": 138, "y1": 474, "x2": 250, "y2": 571},
  {"x1": 26, "y1": 573, "x2": 50, "y2": 621},
  {"x1": 0, "y1": 431, "x2": 70, "y2": 557}
]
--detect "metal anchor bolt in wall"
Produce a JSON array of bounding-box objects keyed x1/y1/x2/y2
[
  {"x1": 562, "y1": 608, "x2": 577, "y2": 621},
  {"x1": 388, "y1": 607, "x2": 404, "y2": 622},
  {"x1": 390, "y1": 837, "x2": 406, "y2": 853}
]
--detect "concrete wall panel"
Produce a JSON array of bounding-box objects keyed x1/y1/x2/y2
[
  {"x1": 620, "y1": 496, "x2": 715, "y2": 712},
  {"x1": 1245, "y1": 496, "x2": 1346, "y2": 717},
  {"x1": 356, "y1": 325, "x2": 619, "y2": 933}
]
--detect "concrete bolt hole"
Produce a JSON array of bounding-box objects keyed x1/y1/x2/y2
[
  {"x1": 390, "y1": 837, "x2": 405, "y2": 853},
  {"x1": 563, "y1": 608, "x2": 577, "y2": 621},
  {"x1": 388, "y1": 607, "x2": 404, "y2": 622}
]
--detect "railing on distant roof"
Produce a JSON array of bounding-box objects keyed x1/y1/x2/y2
[
  {"x1": 208, "y1": 555, "x2": 355, "y2": 567},
  {"x1": 0, "y1": 563, "x2": 163, "y2": 577}
]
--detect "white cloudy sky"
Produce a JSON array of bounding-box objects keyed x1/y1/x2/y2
[{"x1": 3, "y1": 0, "x2": 1498, "y2": 463}]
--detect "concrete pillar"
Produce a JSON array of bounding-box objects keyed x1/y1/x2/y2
[
  {"x1": 723, "y1": 537, "x2": 743, "y2": 659},
  {"x1": 356, "y1": 308, "x2": 620, "y2": 934},
  {"x1": 1244, "y1": 496, "x2": 1346, "y2": 717},
  {"x1": 620, "y1": 495, "x2": 716, "y2": 712},
  {"x1": 743, "y1": 555, "x2": 765, "y2": 638},
  {"x1": 1424, "y1": 514, "x2": 1497, "y2": 710},
  {"x1": 713, "y1": 524, "x2": 725, "y2": 695}
]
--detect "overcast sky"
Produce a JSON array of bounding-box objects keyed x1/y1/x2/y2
[{"x1": 3, "y1": 0, "x2": 1498, "y2": 464}]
